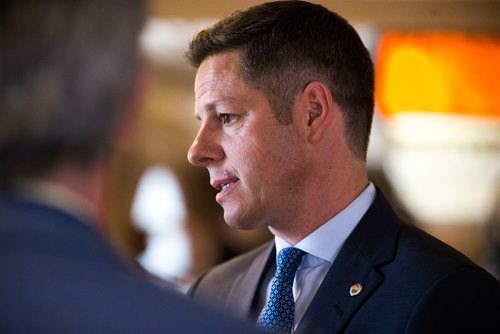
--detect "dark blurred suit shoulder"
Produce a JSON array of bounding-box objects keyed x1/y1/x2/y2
[{"x1": 0, "y1": 192, "x2": 259, "y2": 333}]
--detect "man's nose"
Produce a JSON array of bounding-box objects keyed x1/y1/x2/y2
[{"x1": 187, "y1": 126, "x2": 224, "y2": 167}]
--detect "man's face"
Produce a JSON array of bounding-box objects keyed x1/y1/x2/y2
[{"x1": 187, "y1": 51, "x2": 307, "y2": 231}]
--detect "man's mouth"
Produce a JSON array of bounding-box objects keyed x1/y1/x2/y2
[{"x1": 212, "y1": 177, "x2": 240, "y2": 193}]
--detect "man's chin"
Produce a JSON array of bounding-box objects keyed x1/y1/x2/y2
[{"x1": 223, "y1": 212, "x2": 259, "y2": 230}]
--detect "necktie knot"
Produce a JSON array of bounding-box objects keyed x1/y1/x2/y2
[
  {"x1": 275, "y1": 247, "x2": 304, "y2": 281},
  {"x1": 257, "y1": 247, "x2": 304, "y2": 333}
]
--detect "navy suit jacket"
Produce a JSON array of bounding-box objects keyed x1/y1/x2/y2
[
  {"x1": 190, "y1": 190, "x2": 500, "y2": 333},
  {"x1": 0, "y1": 191, "x2": 260, "y2": 333}
]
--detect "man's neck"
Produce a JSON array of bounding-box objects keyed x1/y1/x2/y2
[
  {"x1": 22, "y1": 162, "x2": 107, "y2": 227},
  {"x1": 269, "y1": 165, "x2": 369, "y2": 245}
]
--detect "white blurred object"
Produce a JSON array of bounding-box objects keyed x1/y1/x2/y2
[
  {"x1": 367, "y1": 111, "x2": 389, "y2": 171},
  {"x1": 131, "y1": 165, "x2": 191, "y2": 281},
  {"x1": 140, "y1": 18, "x2": 215, "y2": 67},
  {"x1": 384, "y1": 112, "x2": 500, "y2": 225}
]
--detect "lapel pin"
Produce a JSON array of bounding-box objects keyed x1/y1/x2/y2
[{"x1": 349, "y1": 283, "x2": 363, "y2": 296}]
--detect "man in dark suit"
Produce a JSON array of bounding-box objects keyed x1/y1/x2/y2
[
  {"x1": 0, "y1": 1, "x2": 260, "y2": 332},
  {"x1": 185, "y1": 1, "x2": 500, "y2": 333}
]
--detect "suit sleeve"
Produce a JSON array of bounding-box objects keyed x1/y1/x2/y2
[{"x1": 405, "y1": 266, "x2": 500, "y2": 334}]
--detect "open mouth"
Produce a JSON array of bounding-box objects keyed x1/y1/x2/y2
[{"x1": 212, "y1": 177, "x2": 240, "y2": 193}]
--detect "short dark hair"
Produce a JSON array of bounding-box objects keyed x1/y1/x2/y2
[
  {"x1": 0, "y1": 0, "x2": 145, "y2": 183},
  {"x1": 186, "y1": 0, "x2": 374, "y2": 160}
]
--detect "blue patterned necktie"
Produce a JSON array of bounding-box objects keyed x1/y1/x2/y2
[{"x1": 257, "y1": 247, "x2": 304, "y2": 333}]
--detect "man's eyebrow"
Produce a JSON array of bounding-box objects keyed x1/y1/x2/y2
[
  {"x1": 203, "y1": 99, "x2": 229, "y2": 112},
  {"x1": 205, "y1": 101, "x2": 218, "y2": 112},
  {"x1": 194, "y1": 97, "x2": 240, "y2": 118},
  {"x1": 192, "y1": 101, "x2": 218, "y2": 120}
]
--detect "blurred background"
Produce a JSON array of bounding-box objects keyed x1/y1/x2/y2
[{"x1": 102, "y1": 0, "x2": 500, "y2": 289}]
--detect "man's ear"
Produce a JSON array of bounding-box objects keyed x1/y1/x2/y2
[{"x1": 299, "y1": 81, "x2": 334, "y2": 143}]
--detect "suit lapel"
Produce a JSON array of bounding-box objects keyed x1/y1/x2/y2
[
  {"x1": 296, "y1": 191, "x2": 400, "y2": 334},
  {"x1": 296, "y1": 241, "x2": 385, "y2": 334},
  {"x1": 225, "y1": 242, "x2": 275, "y2": 318}
]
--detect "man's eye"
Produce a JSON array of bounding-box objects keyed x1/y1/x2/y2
[{"x1": 219, "y1": 114, "x2": 236, "y2": 125}]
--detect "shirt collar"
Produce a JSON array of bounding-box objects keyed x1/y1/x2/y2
[
  {"x1": 275, "y1": 182, "x2": 376, "y2": 264},
  {"x1": 12, "y1": 179, "x2": 96, "y2": 225}
]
